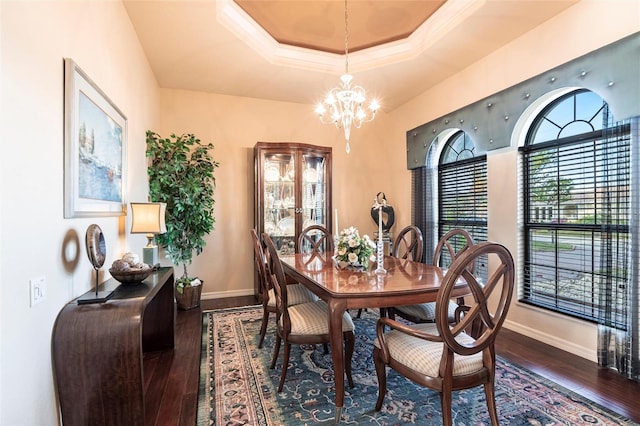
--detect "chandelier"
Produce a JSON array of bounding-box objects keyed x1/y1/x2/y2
[{"x1": 315, "y1": 0, "x2": 380, "y2": 154}]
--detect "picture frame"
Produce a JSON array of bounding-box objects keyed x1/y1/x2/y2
[{"x1": 64, "y1": 58, "x2": 127, "y2": 218}]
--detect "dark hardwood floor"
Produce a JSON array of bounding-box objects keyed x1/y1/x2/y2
[{"x1": 146, "y1": 296, "x2": 640, "y2": 425}]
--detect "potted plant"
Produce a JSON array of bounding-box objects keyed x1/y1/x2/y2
[{"x1": 146, "y1": 131, "x2": 220, "y2": 310}]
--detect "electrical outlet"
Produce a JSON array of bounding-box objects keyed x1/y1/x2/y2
[{"x1": 30, "y1": 276, "x2": 46, "y2": 307}]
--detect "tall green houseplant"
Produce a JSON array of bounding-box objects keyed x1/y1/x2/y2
[{"x1": 146, "y1": 131, "x2": 220, "y2": 292}]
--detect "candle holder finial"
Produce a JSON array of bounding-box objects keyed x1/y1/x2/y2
[{"x1": 373, "y1": 195, "x2": 387, "y2": 275}]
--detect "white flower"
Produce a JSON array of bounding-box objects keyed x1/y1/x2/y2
[
  {"x1": 335, "y1": 226, "x2": 374, "y2": 268},
  {"x1": 363, "y1": 235, "x2": 376, "y2": 248}
]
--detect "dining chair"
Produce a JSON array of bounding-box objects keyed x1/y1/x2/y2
[
  {"x1": 262, "y1": 233, "x2": 356, "y2": 392},
  {"x1": 373, "y1": 241, "x2": 515, "y2": 426},
  {"x1": 392, "y1": 225, "x2": 424, "y2": 261},
  {"x1": 251, "y1": 229, "x2": 318, "y2": 348},
  {"x1": 297, "y1": 224, "x2": 334, "y2": 353},
  {"x1": 298, "y1": 224, "x2": 334, "y2": 255},
  {"x1": 389, "y1": 228, "x2": 474, "y2": 324}
]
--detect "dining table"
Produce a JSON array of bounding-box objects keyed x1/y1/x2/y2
[{"x1": 279, "y1": 252, "x2": 470, "y2": 424}]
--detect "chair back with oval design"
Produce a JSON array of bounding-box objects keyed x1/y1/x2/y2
[
  {"x1": 251, "y1": 229, "x2": 270, "y2": 298},
  {"x1": 437, "y1": 241, "x2": 514, "y2": 355},
  {"x1": 263, "y1": 233, "x2": 356, "y2": 393},
  {"x1": 373, "y1": 241, "x2": 515, "y2": 426},
  {"x1": 298, "y1": 224, "x2": 334, "y2": 255},
  {"x1": 433, "y1": 228, "x2": 475, "y2": 270},
  {"x1": 392, "y1": 225, "x2": 424, "y2": 261},
  {"x1": 262, "y1": 233, "x2": 289, "y2": 329}
]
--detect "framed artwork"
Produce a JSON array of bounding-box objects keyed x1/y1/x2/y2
[{"x1": 64, "y1": 58, "x2": 127, "y2": 218}]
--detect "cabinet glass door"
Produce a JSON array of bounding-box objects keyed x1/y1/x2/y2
[
  {"x1": 255, "y1": 142, "x2": 332, "y2": 260},
  {"x1": 263, "y1": 153, "x2": 296, "y2": 254},
  {"x1": 299, "y1": 154, "x2": 329, "y2": 253},
  {"x1": 301, "y1": 154, "x2": 327, "y2": 228}
]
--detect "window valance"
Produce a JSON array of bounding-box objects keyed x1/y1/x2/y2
[{"x1": 406, "y1": 32, "x2": 640, "y2": 169}]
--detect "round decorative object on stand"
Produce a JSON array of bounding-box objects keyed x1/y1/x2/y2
[
  {"x1": 85, "y1": 224, "x2": 106, "y2": 270},
  {"x1": 78, "y1": 224, "x2": 114, "y2": 304}
]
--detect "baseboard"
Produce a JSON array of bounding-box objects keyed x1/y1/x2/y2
[
  {"x1": 201, "y1": 288, "x2": 256, "y2": 300},
  {"x1": 504, "y1": 319, "x2": 597, "y2": 362}
]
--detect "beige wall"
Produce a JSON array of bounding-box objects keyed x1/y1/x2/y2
[
  {"x1": 156, "y1": 90, "x2": 409, "y2": 297},
  {"x1": 0, "y1": 1, "x2": 159, "y2": 424},
  {"x1": 0, "y1": 0, "x2": 638, "y2": 424}
]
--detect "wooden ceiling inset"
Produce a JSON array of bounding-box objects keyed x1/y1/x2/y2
[{"x1": 235, "y1": 1, "x2": 447, "y2": 54}]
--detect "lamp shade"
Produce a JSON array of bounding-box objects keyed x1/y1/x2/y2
[{"x1": 130, "y1": 202, "x2": 167, "y2": 234}]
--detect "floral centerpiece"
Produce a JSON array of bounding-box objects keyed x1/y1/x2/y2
[{"x1": 334, "y1": 227, "x2": 376, "y2": 271}]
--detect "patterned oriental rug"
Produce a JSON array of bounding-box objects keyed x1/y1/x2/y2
[{"x1": 197, "y1": 306, "x2": 637, "y2": 425}]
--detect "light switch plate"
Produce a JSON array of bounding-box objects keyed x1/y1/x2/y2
[{"x1": 30, "y1": 276, "x2": 46, "y2": 306}]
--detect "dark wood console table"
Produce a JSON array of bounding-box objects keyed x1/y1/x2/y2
[{"x1": 52, "y1": 267, "x2": 175, "y2": 426}]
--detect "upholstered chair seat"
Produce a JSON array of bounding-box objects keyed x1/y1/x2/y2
[
  {"x1": 374, "y1": 322, "x2": 482, "y2": 377},
  {"x1": 263, "y1": 232, "x2": 356, "y2": 393},
  {"x1": 392, "y1": 300, "x2": 459, "y2": 324},
  {"x1": 252, "y1": 229, "x2": 318, "y2": 348},
  {"x1": 267, "y1": 285, "x2": 317, "y2": 308},
  {"x1": 373, "y1": 242, "x2": 515, "y2": 426},
  {"x1": 389, "y1": 228, "x2": 475, "y2": 324},
  {"x1": 284, "y1": 300, "x2": 354, "y2": 335}
]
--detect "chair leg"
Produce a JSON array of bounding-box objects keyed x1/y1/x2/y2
[
  {"x1": 270, "y1": 335, "x2": 281, "y2": 369},
  {"x1": 373, "y1": 348, "x2": 387, "y2": 411},
  {"x1": 484, "y1": 381, "x2": 499, "y2": 425},
  {"x1": 439, "y1": 390, "x2": 453, "y2": 426},
  {"x1": 277, "y1": 343, "x2": 291, "y2": 392},
  {"x1": 323, "y1": 343, "x2": 329, "y2": 354},
  {"x1": 258, "y1": 308, "x2": 269, "y2": 348},
  {"x1": 344, "y1": 331, "x2": 355, "y2": 388}
]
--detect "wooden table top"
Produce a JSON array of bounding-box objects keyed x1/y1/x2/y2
[{"x1": 280, "y1": 253, "x2": 468, "y2": 301}]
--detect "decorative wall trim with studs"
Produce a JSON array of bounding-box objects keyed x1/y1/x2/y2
[{"x1": 406, "y1": 32, "x2": 640, "y2": 169}]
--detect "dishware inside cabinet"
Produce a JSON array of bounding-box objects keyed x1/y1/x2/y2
[
  {"x1": 301, "y1": 154, "x2": 327, "y2": 232},
  {"x1": 254, "y1": 142, "x2": 332, "y2": 265}
]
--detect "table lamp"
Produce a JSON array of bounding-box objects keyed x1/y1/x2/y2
[{"x1": 130, "y1": 202, "x2": 167, "y2": 268}]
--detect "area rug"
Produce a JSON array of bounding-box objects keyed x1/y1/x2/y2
[{"x1": 197, "y1": 306, "x2": 637, "y2": 425}]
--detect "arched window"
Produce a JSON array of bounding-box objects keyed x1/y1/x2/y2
[
  {"x1": 521, "y1": 89, "x2": 630, "y2": 326},
  {"x1": 437, "y1": 131, "x2": 487, "y2": 272}
]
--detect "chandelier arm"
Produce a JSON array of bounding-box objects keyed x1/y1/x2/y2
[{"x1": 314, "y1": 0, "x2": 379, "y2": 153}]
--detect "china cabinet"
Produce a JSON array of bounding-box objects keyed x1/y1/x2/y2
[{"x1": 254, "y1": 142, "x2": 332, "y2": 260}]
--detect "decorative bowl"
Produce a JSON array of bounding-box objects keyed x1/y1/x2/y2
[{"x1": 109, "y1": 267, "x2": 153, "y2": 285}]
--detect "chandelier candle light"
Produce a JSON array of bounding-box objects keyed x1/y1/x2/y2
[{"x1": 315, "y1": 0, "x2": 380, "y2": 153}]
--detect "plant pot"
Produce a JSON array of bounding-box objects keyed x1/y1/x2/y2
[{"x1": 175, "y1": 283, "x2": 202, "y2": 311}]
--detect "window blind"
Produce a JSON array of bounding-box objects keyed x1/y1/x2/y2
[
  {"x1": 438, "y1": 155, "x2": 488, "y2": 275},
  {"x1": 522, "y1": 124, "x2": 630, "y2": 327}
]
